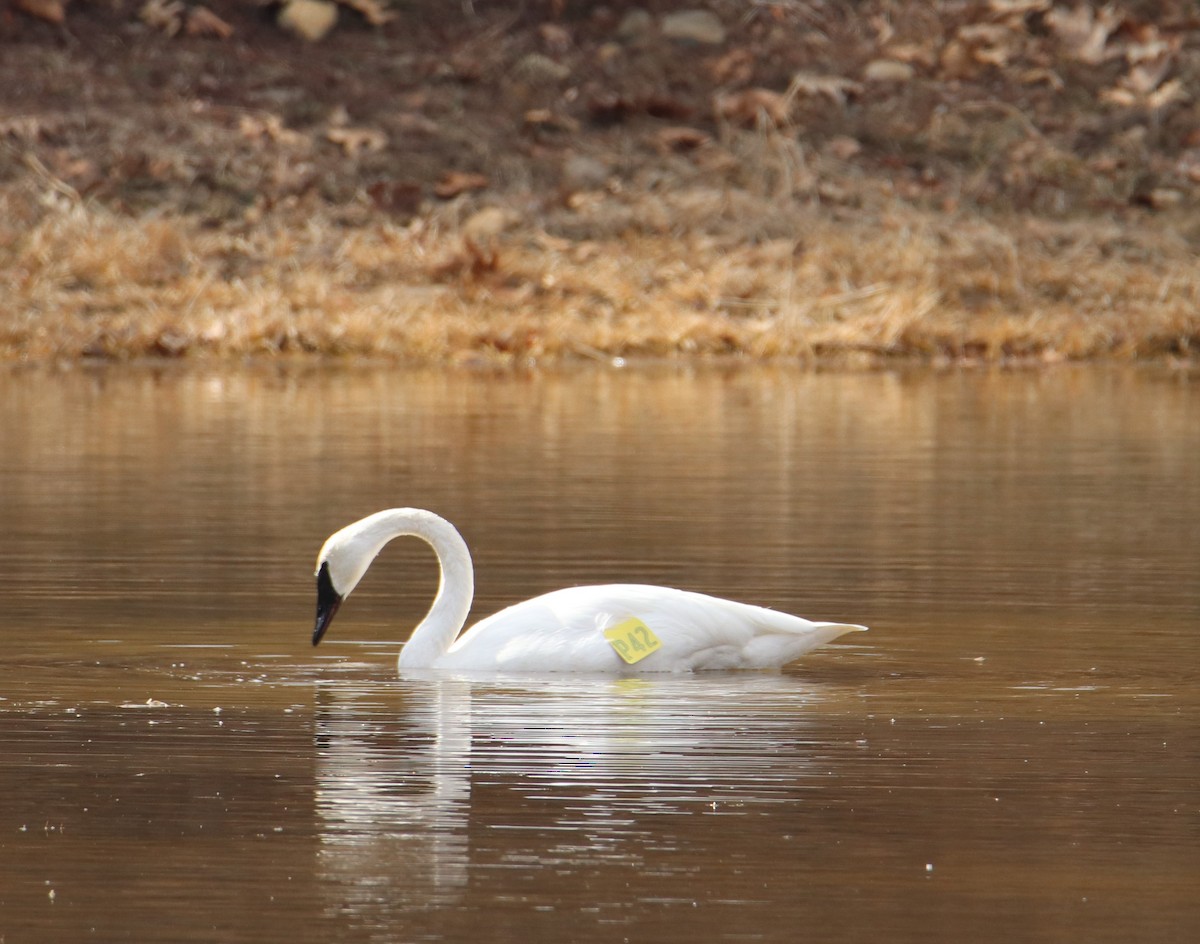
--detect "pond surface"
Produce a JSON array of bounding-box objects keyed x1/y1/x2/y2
[{"x1": 1, "y1": 363, "x2": 1197, "y2": 943}]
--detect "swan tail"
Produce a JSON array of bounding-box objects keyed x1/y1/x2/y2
[{"x1": 741, "y1": 620, "x2": 867, "y2": 669}]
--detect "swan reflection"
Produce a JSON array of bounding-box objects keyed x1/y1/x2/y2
[{"x1": 313, "y1": 673, "x2": 836, "y2": 925}]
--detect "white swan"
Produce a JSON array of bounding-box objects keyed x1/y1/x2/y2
[{"x1": 312, "y1": 508, "x2": 867, "y2": 673}]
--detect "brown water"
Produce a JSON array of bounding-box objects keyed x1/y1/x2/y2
[{"x1": 1, "y1": 364, "x2": 1197, "y2": 943}]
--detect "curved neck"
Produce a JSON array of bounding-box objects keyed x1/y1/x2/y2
[{"x1": 372, "y1": 510, "x2": 474, "y2": 669}]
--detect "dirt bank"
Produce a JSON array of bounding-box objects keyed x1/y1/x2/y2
[{"x1": 3, "y1": 1, "x2": 1199, "y2": 364}]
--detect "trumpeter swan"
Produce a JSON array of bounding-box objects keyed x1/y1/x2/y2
[{"x1": 312, "y1": 508, "x2": 866, "y2": 673}]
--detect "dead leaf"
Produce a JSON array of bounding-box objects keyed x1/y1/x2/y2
[
  {"x1": 940, "y1": 40, "x2": 974, "y2": 80},
  {"x1": 1141, "y1": 188, "x2": 1184, "y2": 210},
  {"x1": 0, "y1": 115, "x2": 47, "y2": 142},
  {"x1": 1019, "y1": 68, "x2": 1064, "y2": 90},
  {"x1": 1123, "y1": 58, "x2": 1171, "y2": 96},
  {"x1": 1089, "y1": 155, "x2": 1122, "y2": 175},
  {"x1": 434, "y1": 171, "x2": 489, "y2": 199},
  {"x1": 1100, "y1": 87, "x2": 1139, "y2": 108},
  {"x1": 955, "y1": 24, "x2": 1017, "y2": 68},
  {"x1": 587, "y1": 93, "x2": 637, "y2": 125},
  {"x1": 1145, "y1": 78, "x2": 1186, "y2": 110},
  {"x1": 140, "y1": 0, "x2": 185, "y2": 37},
  {"x1": 462, "y1": 206, "x2": 512, "y2": 241},
  {"x1": 394, "y1": 112, "x2": 441, "y2": 135},
  {"x1": 709, "y1": 48, "x2": 755, "y2": 85},
  {"x1": 367, "y1": 180, "x2": 422, "y2": 216},
  {"x1": 186, "y1": 5, "x2": 234, "y2": 39},
  {"x1": 278, "y1": 0, "x2": 338, "y2": 43},
  {"x1": 825, "y1": 135, "x2": 862, "y2": 161},
  {"x1": 1121, "y1": 32, "x2": 1180, "y2": 96},
  {"x1": 958, "y1": 24, "x2": 1012, "y2": 46},
  {"x1": 713, "y1": 88, "x2": 791, "y2": 128},
  {"x1": 1102, "y1": 25, "x2": 1186, "y2": 111},
  {"x1": 239, "y1": 113, "x2": 307, "y2": 147},
  {"x1": 973, "y1": 45, "x2": 1011, "y2": 68},
  {"x1": 114, "y1": 152, "x2": 175, "y2": 182},
  {"x1": 48, "y1": 149, "x2": 97, "y2": 181},
  {"x1": 563, "y1": 190, "x2": 603, "y2": 212},
  {"x1": 1046, "y1": 4, "x2": 1122, "y2": 64},
  {"x1": 885, "y1": 43, "x2": 937, "y2": 67},
  {"x1": 431, "y1": 236, "x2": 499, "y2": 282},
  {"x1": 338, "y1": 0, "x2": 393, "y2": 26},
  {"x1": 788, "y1": 72, "x2": 863, "y2": 106},
  {"x1": 869, "y1": 14, "x2": 894, "y2": 46},
  {"x1": 523, "y1": 109, "x2": 580, "y2": 133},
  {"x1": 514, "y1": 53, "x2": 571, "y2": 83},
  {"x1": 987, "y1": 0, "x2": 1050, "y2": 15},
  {"x1": 655, "y1": 126, "x2": 711, "y2": 153},
  {"x1": 1100, "y1": 82, "x2": 1183, "y2": 111},
  {"x1": 237, "y1": 114, "x2": 265, "y2": 140},
  {"x1": 594, "y1": 41, "x2": 621, "y2": 68},
  {"x1": 1175, "y1": 152, "x2": 1200, "y2": 184},
  {"x1": 326, "y1": 126, "x2": 387, "y2": 156},
  {"x1": 399, "y1": 90, "x2": 430, "y2": 111},
  {"x1": 538, "y1": 22, "x2": 572, "y2": 54},
  {"x1": 1126, "y1": 37, "x2": 1174, "y2": 65},
  {"x1": 14, "y1": 0, "x2": 67, "y2": 24},
  {"x1": 643, "y1": 95, "x2": 693, "y2": 121},
  {"x1": 941, "y1": 14, "x2": 1026, "y2": 77},
  {"x1": 863, "y1": 60, "x2": 915, "y2": 83},
  {"x1": 445, "y1": 52, "x2": 484, "y2": 83}
]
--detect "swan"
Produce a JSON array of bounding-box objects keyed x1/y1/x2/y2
[{"x1": 311, "y1": 508, "x2": 867, "y2": 673}]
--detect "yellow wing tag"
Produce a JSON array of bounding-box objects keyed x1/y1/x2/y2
[{"x1": 604, "y1": 617, "x2": 662, "y2": 665}]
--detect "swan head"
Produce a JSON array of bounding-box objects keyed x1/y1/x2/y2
[{"x1": 312, "y1": 521, "x2": 384, "y2": 646}]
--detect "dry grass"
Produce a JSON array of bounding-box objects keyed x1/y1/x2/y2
[
  {"x1": 4, "y1": 186, "x2": 1197, "y2": 364},
  {"x1": 4, "y1": 1, "x2": 1199, "y2": 364}
]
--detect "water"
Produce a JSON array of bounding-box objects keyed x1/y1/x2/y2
[{"x1": 1, "y1": 364, "x2": 1197, "y2": 942}]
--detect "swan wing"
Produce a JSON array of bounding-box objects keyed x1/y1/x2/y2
[{"x1": 432, "y1": 584, "x2": 864, "y2": 673}]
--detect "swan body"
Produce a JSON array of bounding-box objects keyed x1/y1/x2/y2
[{"x1": 312, "y1": 509, "x2": 866, "y2": 673}]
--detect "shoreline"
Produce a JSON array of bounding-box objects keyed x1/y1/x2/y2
[
  {"x1": 5, "y1": 199, "x2": 1197, "y2": 366},
  {"x1": 3, "y1": 3, "x2": 1199, "y2": 365}
]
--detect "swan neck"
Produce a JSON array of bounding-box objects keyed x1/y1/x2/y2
[{"x1": 390, "y1": 511, "x2": 474, "y2": 668}]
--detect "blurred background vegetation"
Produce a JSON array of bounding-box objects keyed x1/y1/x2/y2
[{"x1": 3, "y1": 1, "x2": 1198, "y2": 362}]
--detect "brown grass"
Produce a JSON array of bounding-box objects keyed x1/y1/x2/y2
[
  {"x1": 4, "y1": 1, "x2": 1199, "y2": 365},
  {"x1": 4, "y1": 187, "x2": 1197, "y2": 365}
]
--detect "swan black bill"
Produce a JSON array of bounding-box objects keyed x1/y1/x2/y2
[{"x1": 312, "y1": 561, "x2": 342, "y2": 646}]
